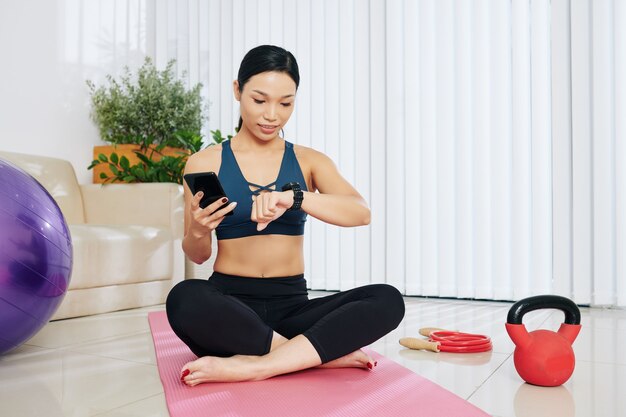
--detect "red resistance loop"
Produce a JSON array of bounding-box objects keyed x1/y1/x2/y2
[{"x1": 429, "y1": 331, "x2": 493, "y2": 353}]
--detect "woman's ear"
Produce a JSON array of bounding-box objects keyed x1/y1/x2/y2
[{"x1": 233, "y1": 80, "x2": 241, "y2": 101}]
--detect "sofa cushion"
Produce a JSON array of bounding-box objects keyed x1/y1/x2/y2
[
  {"x1": 0, "y1": 151, "x2": 86, "y2": 224},
  {"x1": 51, "y1": 280, "x2": 173, "y2": 320},
  {"x1": 69, "y1": 224, "x2": 173, "y2": 290}
]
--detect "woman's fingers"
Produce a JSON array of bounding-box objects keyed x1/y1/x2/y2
[
  {"x1": 214, "y1": 201, "x2": 237, "y2": 218},
  {"x1": 190, "y1": 191, "x2": 204, "y2": 211},
  {"x1": 257, "y1": 192, "x2": 280, "y2": 219},
  {"x1": 262, "y1": 194, "x2": 278, "y2": 217},
  {"x1": 255, "y1": 193, "x2": 265, "y2": 220},
  {"x1": 251, "y1": 195, "x2": 258, "y2": 223},
  {"x1": 190, "y1": 196, "x2": 237, "y2": 235},
  {"x1": 251, "y1": 192, "x2": 284, "y2": 231},
  {"x1": 202, "y1": 201, "x2": 236, "y2": 230},
  {"x1": 253, "y1": 194, "x2": 270, "y2": 231}
]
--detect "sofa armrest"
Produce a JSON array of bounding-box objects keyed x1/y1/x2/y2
[{"x1": 79, "y1": 183, "x2": 184, "y2": 239}]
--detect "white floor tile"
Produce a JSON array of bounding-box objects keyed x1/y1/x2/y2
[
  {"x1": 64, "y1": 331, "x2": 158, "y2": 366},
  {"x1": 93, "y1": 394, "x2": 169, "y2": 417},
  {"x1": 26, "y1": 307, "x2": 163, "y2": 349},
  {"x1": 0, "y1": 347, "x2": 162, "y2": 416}
]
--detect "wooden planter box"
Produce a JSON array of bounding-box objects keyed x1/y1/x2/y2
[{"x1": 92, "y1": 144, "x2": 189, "y2": 183}]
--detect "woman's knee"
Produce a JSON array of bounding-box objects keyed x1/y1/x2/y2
[
  {"x1": 165, "y1": 279, "x2": 220, "y2": 327},
  {"x1": 167, "y1": 279, "x2": 206, "y2": 312},
  {"x1": 368, "y1": 283, "x2": 406, "y2": 328}
]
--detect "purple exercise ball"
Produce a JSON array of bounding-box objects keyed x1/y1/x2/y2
[{"x1": 0, "y1": 157, "x2": 73, "y2": 354}]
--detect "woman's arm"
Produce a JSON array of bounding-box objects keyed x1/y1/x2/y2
[
  {"x1": 182, "y1": 150, "x2": 236, "y2": 264},
  {"x1": 182, "y1": 191, "x2": 214, "y2": 264},
  {"x1": 299, "y1": 190, "x2": 370, "y2": 227},
  {"x1": 252, "y1": 148, "x2": 370, "y2": 229},
  {"x1": 302, "y1": 149, "x2": 370, "y2": 226}
]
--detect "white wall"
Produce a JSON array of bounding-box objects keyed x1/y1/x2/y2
[
  {"x1": 0, "y1": 0, "x2": 624, "y2": 306},
  {"x1": 0, "y1": 0, "x2": 98, "y2": 184}
]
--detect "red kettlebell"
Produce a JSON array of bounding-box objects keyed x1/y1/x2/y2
[{"x1": 505, "y1": 295, "x2": 581, "y2": 387}]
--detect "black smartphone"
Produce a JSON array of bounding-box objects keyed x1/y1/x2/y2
[{"x1": 183, "y1": 172, "x2": 234, "y2": 215}]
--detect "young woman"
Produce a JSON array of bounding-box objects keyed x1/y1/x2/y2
[{"x1": 166, "y1": 45, "x2": 405, "y2": 386}]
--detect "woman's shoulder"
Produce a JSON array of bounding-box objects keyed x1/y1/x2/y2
[
  {"x1": 293, "y1": 143, "x2": 335, "y2": 168},
  {"x1": 185, "y1": 144, "x2": 222, "y2": 173}
]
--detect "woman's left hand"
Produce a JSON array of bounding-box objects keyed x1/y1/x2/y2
[{"x1": 251, "y1": 191, "x2": 294, "y2": 231}]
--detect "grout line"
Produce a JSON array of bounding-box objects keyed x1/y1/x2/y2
[
  {"x1": 89, "y1": 392, "x2": 165, "y2": 417},
  {"x1": 464, "y1": 311, "x2": 559, "y2": 399},
  {"x1": 27, "y1": 309, "x2": 160, "y2": 350},
  {"x1": 465, "y1": 352, "x2": 514, "y2": 401},
  {"x1": 28, "y1": 327, "x2": 151, "y2": 351},
  {"x1": 58, "y1": 349, "x2": 158, "y2": 368}
]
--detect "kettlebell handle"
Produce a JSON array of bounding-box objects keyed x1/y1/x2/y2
[{"x1": 507, "y1": 295, "x2": 581, "y2": 325}]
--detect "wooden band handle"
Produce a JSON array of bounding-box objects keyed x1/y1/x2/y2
[
  {"x1": 399, "y1": 337, "x2": 441, "y2": 352},
  {"x1": 418, "y1": 327, "x2": 453, "y2": 337}
]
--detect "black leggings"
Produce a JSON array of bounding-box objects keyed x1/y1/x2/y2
[{"x1": 165, "y1": 272, "x2": 405, "y2": 363}]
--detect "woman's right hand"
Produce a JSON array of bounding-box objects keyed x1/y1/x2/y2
[{"x1": 188, "y1": 192, "x2": 237, "y2": 238}]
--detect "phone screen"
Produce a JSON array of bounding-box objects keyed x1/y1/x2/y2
[{"x1": 183, "y1": 172, "x2": 233, "y2": 215}]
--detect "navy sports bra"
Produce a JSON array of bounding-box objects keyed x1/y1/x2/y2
[{"x1": 216, "y1": 139, "x2": 308, "y2": 240}]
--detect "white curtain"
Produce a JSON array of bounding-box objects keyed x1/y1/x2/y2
[{"x1": 63, "y1": 0, "x2": 625, "y2": 307}]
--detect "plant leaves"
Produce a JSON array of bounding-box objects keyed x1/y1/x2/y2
[
  {"x1": 86, "y1": 56, "x2": 205, "y2": 148},
  {"x1": 135, "y1": 152, "x2": 152, "y2": 166},
  {"x1": 131, "y1": 166, "x2": 146, "y2": 181},
  {"x1": 158, "y1": 170, "x2": 169, "y2": 182},
  {"x1": 120, "y1": 156, "x2": 130, "y2": 170}
]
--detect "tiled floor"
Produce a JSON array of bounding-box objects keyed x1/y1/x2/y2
[{"x1": 1, "y1": 294, "x2": 625, "y2": 417}]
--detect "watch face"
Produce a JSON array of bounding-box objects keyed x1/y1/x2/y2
[{"x1": 282, "y1": 182, "x2": 300, "y2": 191}]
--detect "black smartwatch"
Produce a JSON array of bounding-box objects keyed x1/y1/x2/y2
[{"x1": 281, "y1": 182, "x2": 304, "y2": 211}]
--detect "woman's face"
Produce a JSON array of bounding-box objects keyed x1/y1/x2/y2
[{"x1": 234, "y1": 71, "x2": 297, "y2": 141}]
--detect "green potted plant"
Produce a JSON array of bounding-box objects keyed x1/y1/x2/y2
[
  {"x1": 86, "y1": 57, "x2": 205, "y2": 184},
  {"x1": 91, "y1": 129, "x2": 232, "y2": 184}
]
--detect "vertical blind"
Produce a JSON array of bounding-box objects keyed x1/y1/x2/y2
[{"x1": 75, "y1": 0, "x2": 625, "y2": 307}]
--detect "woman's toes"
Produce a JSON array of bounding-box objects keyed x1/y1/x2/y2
[
  {"x1": 180, "y1": 368, "x2": 190, "y2": 382},
  {"x1": 361, "y1": 352, "x2": 377, "y2": 369}
]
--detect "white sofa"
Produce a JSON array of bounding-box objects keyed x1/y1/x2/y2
[{"x1": 0, "y1": 150, "x2": 185, "y2": 320}]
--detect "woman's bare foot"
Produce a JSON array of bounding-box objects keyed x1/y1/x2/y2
[
  {"x1": 180, "y1": 355, "x2": 262, "y2": 386},
  {"x1": 180, "y1": 343, "x2": 376, "y2": 387},
  {"x1": 317, "y1": 349, "x2": 377, "y2": 370}
]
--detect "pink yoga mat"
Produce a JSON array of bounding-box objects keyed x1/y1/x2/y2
[{"x1": 148, "y1": 311, "x2": 490, "y2": 417}]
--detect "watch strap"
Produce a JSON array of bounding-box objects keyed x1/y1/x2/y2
[{"x1": 281, "y1": 182, "x2": 303, "y2": 211}]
